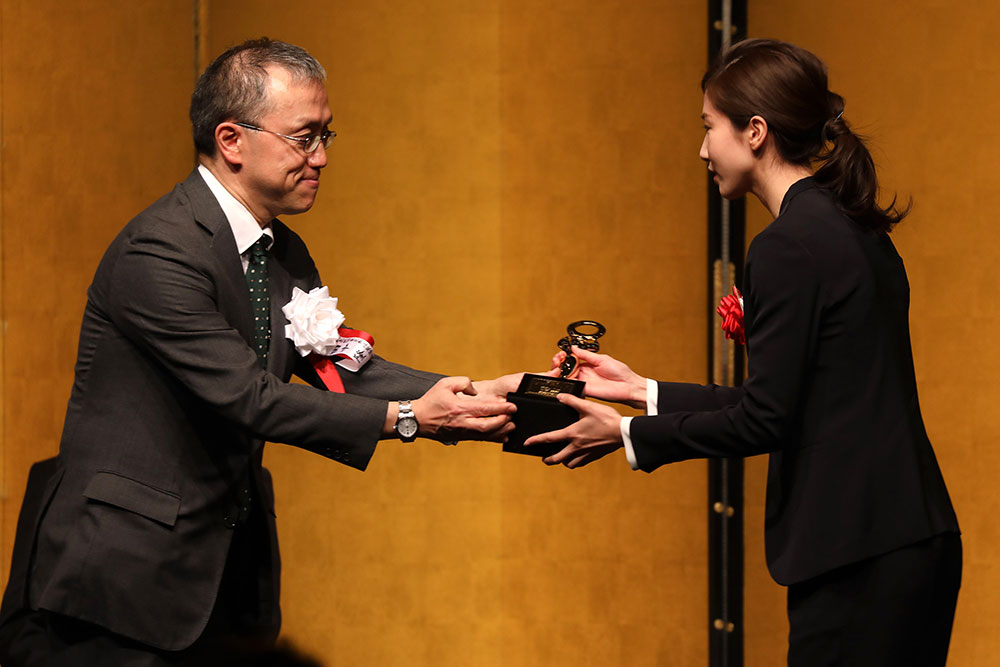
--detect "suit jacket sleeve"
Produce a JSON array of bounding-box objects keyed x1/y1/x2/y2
[
  {"x1": 101, "y1": 220, "x2": 409, "y2": 471},
  {"x1": 654, "y1": 381, "x2": 743, "y2": 413},
  {"x1": 294, "y1": 352, "x2": 443, "y2": 400},
  {"x1": 630, "y1": 229, "x2": 821, "y2": 471}
]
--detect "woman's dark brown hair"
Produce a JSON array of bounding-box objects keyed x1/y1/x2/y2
[{"x1": 701, "y1": 39, "x2": 908, "y2": 234}]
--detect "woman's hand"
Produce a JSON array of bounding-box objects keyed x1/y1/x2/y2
[
  {"x1": 553, "y1": 347, "x2": 647, "y2": 409},
  {"x1": 471, "y1": 366, "x2": 560, "y2": 401},
  {"x1": 524, "y1": 394, "x2": 624, "y2": 468}
]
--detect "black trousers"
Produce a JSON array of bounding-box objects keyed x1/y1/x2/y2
[
  {"x1": 0, "y1": 515, "x2": 278, "y2": 667},
  {"x1": 0, "y1": 610, "x2": 288, "y2": 667},
  {"x1": 787, "y1": 532, "x2": 962, "y2": 667}
]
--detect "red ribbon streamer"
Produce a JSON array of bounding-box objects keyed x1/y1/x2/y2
[
  {"x1": 310, "y1": 354, "x2": 346, "y2": 393},
  {"x1": 307, "y1": 326, "x2": 375, "y2": 393}
]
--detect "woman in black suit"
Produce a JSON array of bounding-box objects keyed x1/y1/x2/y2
[{"x1": 526, "y1": 39, "x2": 961, "y2": 666}]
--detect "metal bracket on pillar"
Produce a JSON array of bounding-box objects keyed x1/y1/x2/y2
[{"x1": 707, "y1": 1, "x2": 747, "y2": 667}]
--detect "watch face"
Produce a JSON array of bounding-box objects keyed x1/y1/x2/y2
[{"x1": 397, "y1": 417, "x2": 419, "y2": 439}]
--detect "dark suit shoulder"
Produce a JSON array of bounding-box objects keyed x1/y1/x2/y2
[
  {"x1": 759, "y1": 181, "x2": 850, "y2": 249},
  {"x1": 87, "y1": 177, "x2": 218, "y2": 306},
  {"x1": 751, "y1": 179, "x2": 902, "y2": 293},
  {"x1": 130, "y1": 172, "x2": 224, "y2": 237},
  {"x1": 98, "y1": 173, "x2": 218, "y2": 260}
]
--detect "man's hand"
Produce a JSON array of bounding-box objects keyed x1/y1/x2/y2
[
  {"x1": 407, "y1": 376, "x2": 516, "y2": 443},
  {"x1": 552, "y1": 347, "x2": 647, "y2": 409},
  {"x1": 523, "y1": 393, "x2": 624, "y2": 468}
]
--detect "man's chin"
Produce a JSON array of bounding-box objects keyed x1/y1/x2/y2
[{"x1": 281, "y1": 196, "x2": 318, "y2": 216}]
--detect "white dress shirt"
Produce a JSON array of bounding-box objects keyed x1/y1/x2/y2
[{"x1": 197, "y1": 164, "x2": 273, "y2": 273}]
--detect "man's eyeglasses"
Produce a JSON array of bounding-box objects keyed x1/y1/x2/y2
[{"x1": 235, "y1": 122, "x2": 336, "y2": 153}]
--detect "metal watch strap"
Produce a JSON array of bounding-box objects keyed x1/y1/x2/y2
[{"x1": 394, "y1": 400, "x2": 418, "y2": 442}]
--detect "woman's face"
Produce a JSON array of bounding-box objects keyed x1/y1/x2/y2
[{"x1": 699, "y1": 93, "x2": 755, "y2": 200}]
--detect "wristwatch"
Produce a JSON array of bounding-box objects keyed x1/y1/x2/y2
[{"x1": 394, "y1": 400, "x2": 419, "y2": 442}]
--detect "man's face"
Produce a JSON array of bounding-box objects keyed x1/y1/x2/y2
[{"x1": 238, "y1": 66, "x2": 332, "y2": 221}]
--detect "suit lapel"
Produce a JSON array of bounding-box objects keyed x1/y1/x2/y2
[
  {"x1": 214, "y1": 227, "x2": 256, "y2": 349},
  {"x1": 181, "y1": 170, "x2": 305, "y2": 381},
  {"x1": 181, "y1": 170, "x2": 256, "y2": 350}
]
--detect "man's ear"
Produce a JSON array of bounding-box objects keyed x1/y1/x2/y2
[
  {"x1": 215, "y1": 122, "x2": 245, "y2": 166},
  {"x1": 746, "y1": 115, "x2": 769, "y2": 152}
]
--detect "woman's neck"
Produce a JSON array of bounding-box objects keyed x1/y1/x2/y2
[{"x1": 752, "y1": 159, "x2": 814, "y2": 218}]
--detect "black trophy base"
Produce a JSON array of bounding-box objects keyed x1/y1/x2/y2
[{"x1": 503, "y1": 373, "x2": 585, "y2": 457}]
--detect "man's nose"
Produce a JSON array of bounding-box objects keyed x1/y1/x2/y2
[{"x1": 308, "y1": 143, "x2": 328, "y2": 168}]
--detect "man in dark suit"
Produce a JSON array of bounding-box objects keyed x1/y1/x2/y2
[{"x1": 0, "y1": 38, "x2": 516, "y2": 665}]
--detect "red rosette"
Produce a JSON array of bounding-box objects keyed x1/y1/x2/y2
[{"x1": 716, "y1": 286, "x2": 746, "y2": 346}]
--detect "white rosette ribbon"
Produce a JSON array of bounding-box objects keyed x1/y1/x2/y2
[
  {"x1": 282, "y1": 286, "x2": 346, "y2": 357},
  {"x1": 282, "y1": 287, "x2": 374, "y2": 382}
]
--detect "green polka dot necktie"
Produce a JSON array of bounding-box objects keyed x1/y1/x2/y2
[{"x1": 246, "y1": 236, "x2": 270, "y2": 368}]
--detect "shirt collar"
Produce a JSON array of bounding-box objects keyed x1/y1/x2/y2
[{"x1": 197, "y1": 164, "x2": 273, "y2": 254}]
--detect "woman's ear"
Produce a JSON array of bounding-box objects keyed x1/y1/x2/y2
[{"x1": 746, "y1": 115, "x2": 769, "y2": 152}]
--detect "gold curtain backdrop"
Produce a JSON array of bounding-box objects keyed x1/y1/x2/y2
[{"x1": 1, "y1": 1, "x2": 996, "y2": 665}]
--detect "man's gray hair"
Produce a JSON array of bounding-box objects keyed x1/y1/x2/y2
[{"x1": 190, "y1": 38, "x2": 326, "y2": 156}]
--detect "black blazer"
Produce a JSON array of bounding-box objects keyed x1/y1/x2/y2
[
  {"x1": 23, "y1": 171, "x2": 439, "y2": 650},
  {"x1": 630, "y1": 178, "x2": 958, "y2": 585}
]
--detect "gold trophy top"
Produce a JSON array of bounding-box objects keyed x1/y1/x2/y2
[{"x1": 557, "y1": 320, "x2": 606, "y2": 378}]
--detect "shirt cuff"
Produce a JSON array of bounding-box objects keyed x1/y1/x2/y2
[
  {"x1": 646, "y1": 378, "x2": 659, "y2": 415},
  {"x1": 621, "y1": 417, "x2": 639, "y2": 470},
  {"x1": 622, "y1": 379, "x2": 657, "y2": 471}
]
